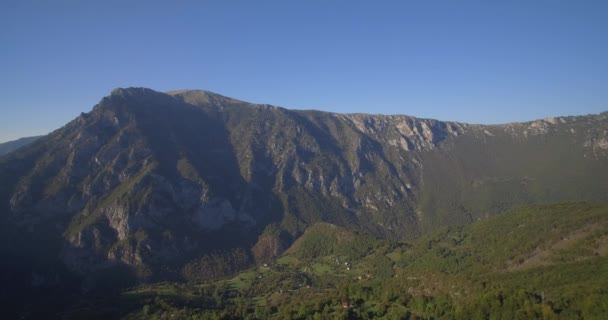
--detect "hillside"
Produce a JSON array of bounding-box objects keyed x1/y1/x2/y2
[
  {"x1": 64, "y1": 202, "x2": 608, "y2": 319},
  {"x1": 0, "y1": 88, "x2": 606, "y2": 318}
]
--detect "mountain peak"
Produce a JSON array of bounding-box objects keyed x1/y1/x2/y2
[
  {"x1": 95, "y1": 87, "x2": 179, "y2": 113},
  {"x1": 167, "y1": 89, "x2": 245, "y2": 107},
  {"x1": 110, "y1": 87, "x2": 159, "y2": 98}
]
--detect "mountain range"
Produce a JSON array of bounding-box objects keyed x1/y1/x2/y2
[{"x1": 0, "y1": 88, "x2": 607, "y2": 318}]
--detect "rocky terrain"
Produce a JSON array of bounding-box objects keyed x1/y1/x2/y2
[{"x1": 0, "y1": 87, "x2": 606, "y2": 290}]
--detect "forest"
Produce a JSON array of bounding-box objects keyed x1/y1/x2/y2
[{"x1": 59, "y1": 202, "x2": 607, "y2": 319}]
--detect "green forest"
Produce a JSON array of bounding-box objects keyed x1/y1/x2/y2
[{"x1": 62, "y1": 202, "x2": 608, "y2": 319}]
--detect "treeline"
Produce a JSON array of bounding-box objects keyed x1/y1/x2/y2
[{"x1": 120, "y1": 273, "x2": 608, "y2": 320}]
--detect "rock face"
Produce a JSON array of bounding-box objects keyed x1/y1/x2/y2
[{"x1": 0, "y1": 87, "x2": 607, "y2": 284}]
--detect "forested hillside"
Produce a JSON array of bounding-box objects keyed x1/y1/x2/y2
[{"x1": 53, "y1": 202, "x2": 608, "y2": 319}]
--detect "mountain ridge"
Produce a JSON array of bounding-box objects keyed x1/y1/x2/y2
[{"x1": 163, "y1": 87, "x2": 606, "y2": 126}]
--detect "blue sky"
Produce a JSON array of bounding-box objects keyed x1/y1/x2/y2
[{"x1": 1, "y1": 1, "x2": 607, "y2": 142}]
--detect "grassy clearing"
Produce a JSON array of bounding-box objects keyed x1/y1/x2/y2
[
  {"x1": 226, "y1": 270, "x2": 256, "y2": 290},
  {"x1": 276, "y1": 255, "x2": 300, "y2": 266}
]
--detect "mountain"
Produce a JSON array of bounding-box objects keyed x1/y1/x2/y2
[
  {"x1": 0, "y1": 135, "x2": 42, "y2": 156},
  {"x1": 0, "y1": 87, "x2": 607, "y2": 312}
]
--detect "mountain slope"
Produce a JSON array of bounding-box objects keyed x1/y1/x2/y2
[
  {"x1": 77, "y1": 202, "x2": 608, "y2": 319},
  {"x1": 419, "y1": 115, "x2": 608, "y2": 231},
  {"x1": 0, "y1": 87, "x2": 606, "y2": 292}
]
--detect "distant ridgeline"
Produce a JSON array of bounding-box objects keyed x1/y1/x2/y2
[
  {"x1": 0, "y1": 87, "x2": 606, "y2": 318},
  {"x1": 0, "y1": 135, "x2": 42, "y2": 156}
]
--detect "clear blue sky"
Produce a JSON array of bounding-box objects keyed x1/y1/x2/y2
[{"x1": 1, "y1": 0, "x2": 607, "y2": 142}]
